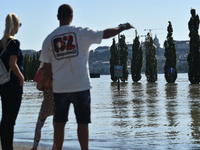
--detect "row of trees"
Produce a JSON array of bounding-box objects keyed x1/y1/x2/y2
[
  {"x1": 110, "y1": 8, "x2": 200, "y2": 84},
  {"x1": 24, "y1": 53, "x2": 40, "y2": 81},
  {"x1": 23, "y1": 9, "x2": 200, "y2": 84}
]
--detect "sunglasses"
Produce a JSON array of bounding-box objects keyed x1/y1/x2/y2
[{"x1": 19, "y1": 23, "x2": 22, "y2": 27}]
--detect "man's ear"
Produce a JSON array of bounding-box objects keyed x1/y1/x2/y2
[
  {"x1": 70, "y1": 15, "x2": 73, "y2": 22},
  {"x1": 57, "y1": 14, "x2": 60, "y2": 21}
]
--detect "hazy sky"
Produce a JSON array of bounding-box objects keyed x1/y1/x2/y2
[{"x1": 1, "y1": 0, "x2": 200, "y2": 51}]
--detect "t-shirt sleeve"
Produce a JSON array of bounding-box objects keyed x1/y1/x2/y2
[
  {"x1": 7, "y1": 40, "x2": 20, "y2": 56},
  {"x1": 39, "y1": 37, "x2": 51, "y2": 63},
  {"x1": 33, "y1": 68, "x2": 42, "y2": 82},
  {"x1": 81, "y1": 28, "x2": 103, "y2": 45}
]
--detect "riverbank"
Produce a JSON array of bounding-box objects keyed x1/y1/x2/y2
[
  {"x1": 7, "y1": 142, "x2": 51, "y2": 150},
  {"x1": 10, "y1": 141, "x2": 81, "y2": 150},
  {"x1": 6, "y1": 142, "x2": 78, "y2": 150}
]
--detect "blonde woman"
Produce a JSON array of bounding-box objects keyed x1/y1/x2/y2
[
  {"x1": 31, "y1": 63, "x2": 56, "y2": 150},
  {"x1": 0, "y1": 13, "x2": 24, "y2": 149}
]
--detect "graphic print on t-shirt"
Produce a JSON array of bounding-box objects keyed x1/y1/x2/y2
[{"x1": 51, "y1": 32, "x2": 79, "y2": 60}]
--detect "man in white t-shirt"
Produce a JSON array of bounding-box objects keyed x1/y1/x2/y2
[{"x1": 39, "y1": 4, "x2": 134, "y2": 150}]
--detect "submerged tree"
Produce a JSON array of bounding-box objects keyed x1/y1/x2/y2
[
  {"x1": 131, "y1": 30, "x2": 143, "y2": 82},
  {"x1": 164, "y1": 21, "x2": 177, "y2": 83},
  {"x1": 188, "y1": 8, "x2": 200, "y2": 84},
  {"x1": 145, "y1": 32, "x2": 157, "y2": 83},
  {"x1": 119, "y1": 35, "x2": 129, "y2": 82},
  {"x1": 110, "y1": 38, "x2": 118, "y2": 82}
]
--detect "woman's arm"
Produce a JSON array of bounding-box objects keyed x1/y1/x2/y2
[{"x1": 9, "y1": 55, "x2": 24, "y2": 86}]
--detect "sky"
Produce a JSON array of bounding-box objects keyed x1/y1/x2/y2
[{"x1": 1, "y1": 0, "x2": 200, "y2": 51}]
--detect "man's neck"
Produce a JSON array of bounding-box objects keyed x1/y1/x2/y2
[{"x1": 59, "y1": 21, "x2": 70, "y2": 26}]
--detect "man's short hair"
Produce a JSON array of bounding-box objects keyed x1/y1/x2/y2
[{"x1": 58, "y1": 4, "x2": 73, "y2": 20}]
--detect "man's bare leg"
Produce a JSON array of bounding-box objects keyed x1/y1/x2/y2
[
  {"x1": 78, "y1": 124, "x2": 89, "y2": 150},
  {"x1": 54, "y1": 122, "x2": 66, "y2": 150}
]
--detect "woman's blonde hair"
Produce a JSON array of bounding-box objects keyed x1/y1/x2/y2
[{"x1": 0, "y1": 13, "x2": 20, "y2": 49}]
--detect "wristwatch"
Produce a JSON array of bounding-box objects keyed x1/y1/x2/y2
[{"x1": 119, "y1": 24, "x2": 126, "y2": 30}]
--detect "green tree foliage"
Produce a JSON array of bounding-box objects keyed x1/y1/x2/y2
[
  {"x1": 164, "y1": 21, "x2": 177, "y2": 83},
  {"x1": 119, "y1": 35, "x2": 129, "y2": 82},
  {"x1": 23, "y1": 52, "x2": 40, "y2": 81},
  {"x1": 28, "y1": 56, "x2": 33, "y2": 80},
  {"x1": 24, "y1": 53, "x2": 30, "y2": 81},
  {"x1": 187, "y1": 9, "x2": 200, "y2": 84},
  {"x1": 145, "y1": 32, "x2": 157, "y2": 83},
  {"x1": 36, "y1": 52, "x2": 40, "y2": 68},
  {"x1": 110, "y1": 38, "x2": 118, "y2": 81},
  {"x1": 29, "y1": 55, "x2": 39, "y2": 79},
  {"x1": 131, "y1": 31, "x2": 143, "y2": 82}
]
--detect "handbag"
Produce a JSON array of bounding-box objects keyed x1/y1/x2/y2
[{"x1": 0, "y1": 40, "x2": 12, "y2": 85}]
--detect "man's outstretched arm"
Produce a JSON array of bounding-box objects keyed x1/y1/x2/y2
[{"x1": 103, "y1": 23, "x2": 134, "y2": 39}]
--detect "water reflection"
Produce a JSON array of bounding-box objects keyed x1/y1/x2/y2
[
  {"x1": 188, "y1": 84, "x2": 200, "y2": 144},
  {"x1": 131, "y1": 83, "x2": 145, "y2": 128},
  {"x1": 165, "y1": 83, "x2": 177, "y2": 99},
  {"x1": 188, "y1": 84, "x2": 200, "y2": 99},
  {"x1": 110, "y1": 82, "x2": 129, "y2": 119},
  {"x1": 110, "y1": 82, "x2": 131, "y2": 137},
  {"x1": 165, "y1": 83, "x2": 178, "y2": 126},
  {"x1": 145, "y1": 83, "x2": 159, "y2": 127},
  {"x1": 164, "y1": 83, "x2": 179, "y2": 142}
]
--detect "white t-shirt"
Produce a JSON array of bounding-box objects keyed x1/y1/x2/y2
[{"x1": 39, "y1": 25, "x2": 103, "y2": 93}]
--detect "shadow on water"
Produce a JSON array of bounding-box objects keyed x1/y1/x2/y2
[{"x1": 188, "y1": 84, "x2": 200, "y2": 144}]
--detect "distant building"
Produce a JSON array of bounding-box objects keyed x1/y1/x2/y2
[
  {"x1": 95, "y1": 46, "x2": 109, "y2": 53},
  {"x1": 174, "y1": 40, "x2": 189, "y2": 67},
  {"x1": 174, "y1": 40, "x2": 189, "y2": 54},
  {"x1": 154, "y1": 35, "x2": 161, "y2": 48}
]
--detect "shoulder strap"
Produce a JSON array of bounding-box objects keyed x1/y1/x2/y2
[
  {"x1": 0, "y1": 40, "x2": 12, "y2": 57},
  {"x1": 0, "y1": 40, "x2": 12, "y2": 74}
]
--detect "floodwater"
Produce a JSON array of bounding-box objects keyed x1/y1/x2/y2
[{"x1": 3, "y1": 73, "x2": 200, "y2": 149}]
